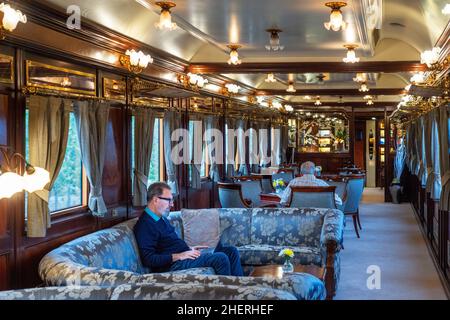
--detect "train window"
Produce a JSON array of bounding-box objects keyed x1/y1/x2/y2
[{"x1": 25, "y1": 111, "x2": 85, "y2": 215}]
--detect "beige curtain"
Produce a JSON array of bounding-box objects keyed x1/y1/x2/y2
[
  {"x1": 27, "y1": 96, "x2": 71, "y2": 237},
  {"x1": 225, "y1": 117, "x2": 236, "y2": 178},
  {"x1": 438, "y1": 104, "x2": 450, "y2": 211},
  {"x1": 73, "y1": 100, "x2": 110, "y2": 217},
  {"x1": 425, "y1": 109, "x2": 441, "y2": 199},
  {"x1": 163, "y1": 110, "x2": 180, "y2": 195},
  {"x1": 416, "y1": 117, "x2": 427, "y2": 184},
  {"x1": 236, "y1": 119, "x2": 249, "y2": 175},
  {"x1": 250, "y1": 120, "x2": 260, "y2": 173},
  {"x1": 204, "y1": 115, "x2": 221, "y2": 181},
  {"x1": 190, "y1": 116, "x2": 202, "y2": 189},
  {"x1": 133, "y1": 107, "x2": 155, "y2": 206}
]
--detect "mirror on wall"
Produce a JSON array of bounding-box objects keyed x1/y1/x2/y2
[
  {"x1": 26, "y1": 60, "x2": 96, "y2": 95},
  {"x1": 103, "y1": 77, "x2": 126, "y2": 102},
  {"x1": 0, "y1": 54, "x2": 13, "y2": 83},
  {"x1": 296, "y1": 112, "x2": 350, "y2": 153}
]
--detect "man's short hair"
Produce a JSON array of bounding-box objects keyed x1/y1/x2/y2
[
  {"x1": 147, "y1": 182, "x2": 171, "y2": 202},
  {"x1": 300, "y1": 161, "x2": 316, "y2": 174}
]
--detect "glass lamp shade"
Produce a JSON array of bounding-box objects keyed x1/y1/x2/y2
[
  {"x1": 155, "y1": 9, "x2": 177, "y2": 30},
  {"x1": 286, "y1": 84, "x2": 296, "y2": 92},
  {"x1": 324, "y1": 10, "x2": 346, "y2": 31},
  {"x1": 0, "y1": 172, "x2": 24, "y2": 199},
  {"x1": 227, "y1": 50, "x2": 241, "y2": 65},
  {"x1": 22, "y1": 167, "x2": 50, "y2": 193},
  {"x1": 420, "y1": 47, "x2": 441, "y2": 67},
  {"x1": 343, "y1": 49, "x2": 359, "y2": 63},
  {"x1": 0, "y1": 3, "x2": 27, "y2": 32}
]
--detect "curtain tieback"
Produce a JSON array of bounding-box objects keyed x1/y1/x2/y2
[
  {"x1": 134, "y1": 169, "x2": 148, "y2": 187},
  {"x1": 442, "y1": 171, "x2": 450, "y2": 187},
  {"x1": 34, "y1": 189, "x2": 50, "y2": 203},
  {"x1": 90, "y1": 186, "x2": 103, "y2": 197}
]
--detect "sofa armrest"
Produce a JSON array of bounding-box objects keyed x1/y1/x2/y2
[{"x1": 320, "y1": 209, "x2": 344, "y2": 252}]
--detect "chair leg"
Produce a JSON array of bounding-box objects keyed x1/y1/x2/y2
[
  {"x1": 352, "y1": 214, "x2": 360, "y2": 238},
  {"x1": 356, "y1": 209, "x2": 362, "y2": 230}
]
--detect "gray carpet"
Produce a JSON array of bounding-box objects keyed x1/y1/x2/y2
[{"x1": 334, "y1": 188, "x2": 448, "y2": 300}]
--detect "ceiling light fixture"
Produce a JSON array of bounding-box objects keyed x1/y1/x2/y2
[
  {"x1": 303, "y1": 95, "x2": 312, "y2": 100},
  {"x1": 286, "y1": 82, "x2": 296, "y2": 93},
  {"x1": 442, "y1": 4, "x2": 450, "y2": 14},
  {"x1": 324, "y1": 2, "x2": 347, "y2": 31},
  {"x1": 154, "y1": 1, "x2": 177, "y2": 30},
  {"x1": 314, "y1": 96, "x2": 322, "y2": 106},
  {"x1": 227, "y1": 44, "x2": 242, "y2": 65},
  {"x1": 358, "y1": 82, "x2": 369, "y2": 92},
  {"x1": 353, "y1": 72, "x2": 367, "y2": 83},
  {"x1": 265, "y1": 73, "x2": 276, "y2": 83},
  {"x1": 366, "y1": 99, "x2": 374, "y2": 105},
  {"x1": 120, "y1": 49, "x2": 153, "y2": 74},
  {"x1": 265, "y1": 28, "x2": 284, "y2": 51},
  {"x1": 343, "y1": 44, "x2": 360, "y2": 63},
  {"x1": 0, "y1": 3, "x2": 27, "y2": 40}
]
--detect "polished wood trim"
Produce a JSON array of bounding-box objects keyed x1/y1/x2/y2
[
  {"x1": 290, "y1": 186, "x2": 337, "y2": 193},
  {"x1": 232, "y1": 175, "x2": 262, "y2": 181},
  {"x1": 188, "y1": 61, "x2": 427, "y2": 74},
  {"x1": 325, "y1": 241, "x2": 338, "y2": 300},
  {"x1": 293, "y1": 102, "x2": 397, "y2": 108},
  {"x1": 217, "y1": 182, "x2": 242, "y2": 190},
  {"x1": 254, "y1": 88, "x2": 405, "y2": 96}
]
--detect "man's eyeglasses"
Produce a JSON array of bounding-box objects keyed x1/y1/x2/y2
[{"x1": 158, "y1": 196, "x2": 174, "y2": 204}]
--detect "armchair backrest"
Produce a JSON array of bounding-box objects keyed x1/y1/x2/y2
[
  {"x1": 233, "y1": 176, "x2": 263, "y2": 207},
  {"x1": 289, "y1": 186, "x2": 337, "y2": 209},
  {"x1": 343, "y1": 175, "x2": 365, "y2": 214},
  {"x1": 252, "y1": 173, "x2": 274, "y2": 193},
  {"x1": 218, "y1": 182, "x2": 251, "y2": 208}
]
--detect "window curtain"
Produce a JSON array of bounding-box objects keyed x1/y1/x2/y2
[
  {"x1": 249, "y1": 120, "x2": 260, "y2": 173},
  {"x1": 280, "y1": 124, "x2": 289, "y2": 164},
  {"x1": 271, "y1": 125, "x2": 281, "y2": 166},
  {"x1": 438, "y1": 104, "x2": 450, "y2": 211},
  {"x1": 204, "y1": 115, "x2": 221, "y2": 181},
  {"x1": 406, "y1": 122, "x2": 416, "y2": 172},
  {"x1": 132, "y1": 107, "x2": 155, "y2": 206},
  {"x1": 27, "y1": 96, "x2": 71, "y2": 237},
  {"x1": 415, "y1": 118, "x2": 425, "y2": 180},
  {"x1": 225, "y1": 117, "x2": 236, "y2": 178},
  {"x1": 236, "y1": 118, "x2": 249, "y2": 175},
  {"x1": 163, "y1": 110, "x2": 180, "y2": 195},
  {"x1": 425, "y1": 109, "x2": 441, "y2": 199},
  {"x1": 394, "y1": 136, "x2": 406, "y2": 181},
  {"x1": 190, "y1": 116, "x2": 203, "y2": 189},
  {"x1": 259, "y1": 122, "x2": 271, "y2": 167},
  {"x1": 73, "y1": 100, "x2": 110, "y2": 217}
]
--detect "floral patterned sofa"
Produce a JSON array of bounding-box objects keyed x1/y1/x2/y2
[{"x1": 38, "y1": 207, "x2": 343, "y2": 300}]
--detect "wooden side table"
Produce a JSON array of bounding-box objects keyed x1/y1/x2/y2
[{"x1": 249, "y1": 264, "x2": 325, "y2": 280}]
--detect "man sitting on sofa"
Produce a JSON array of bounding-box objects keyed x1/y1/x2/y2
[
  {"x1": 280, "y1": 161, "x2": 343, "y2": 206},
  {"x1": 134, "y1": 182, "x2": 244, "y2": 276}
]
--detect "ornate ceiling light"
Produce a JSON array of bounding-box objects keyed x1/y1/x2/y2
[
  {"x1": 265, "y1": 28, "x2": 284, "y2": 51},
  {"x1": 265, "y1": 73, "x2": 276, "y2": 83},
  {"x1": 0, "y1": 3, "x2": 27, "y2": 39},
  {"x1": 353, "y1": 72, "x2": 367, "y2": 83},
  {"x1": 225, "y1": 83, "x2": 240, "y2": 94},
  {"x1": 154, "y1": 1, "x2": 177, "y2": 30},
  {"x1": 342, "y1": 44, "x2": 360, "y2": 63},
  {"x1": 120, "y1": 49, "x2": 153, "y2": 74},
  {"x1": 227, "y1": 44, "x2": 242, "y2": 65},
  {"x1": 314, "y1": 96, "x2": 322, "y2": 106},
  {"x1": 358, "y1": 82, "x2": 369, "y2": 92},
  {"x1": 324, "y1": 2, "x2": 347, "y2": 31},
  {"x1": 286, "y1": 82, "x2": 296, "y2": 93}
]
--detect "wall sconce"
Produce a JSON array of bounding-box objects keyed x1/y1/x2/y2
[
  {"x1": 286, "y1": 82, "x2": 296, "y2": 93},
  {"x1": 284, "y1": 105, "x2": 294, "y2": 112},
  {"x1": 0, "y1": 145, "x2": 50, "y2": 199},
  {"x1": 60, "y1": 76, "x2": 72, "y2": 87},
  {"x1": 224, "y1": 83, "x2": 240, "y2": 95},
  {"x1": 343, "y1": 44, "x2": 360, "y2": 63},
  {"x1": 178, "y1": 73, "x2": 208, "y2": 91},
  {"x1": 364, "y1": 95, "x2": 374, "y2": 105},
  {"x1": 353, "y1": 72, "x2": 367, "y2": 83},
  {"x1": 265, "y1": 73, "x2": 276, "y2": 83},
  {"x1": 324, "y1": 2, "x2": 347, "y2": 31},
  {"x1": 303, "y1": 95, "x2": 311, "y2": 100},
  {"x1": 443, "y1": 4, "x2": 450, "y2": 14},
  {"x1": 154, "y1": 1, "x2": 177, "y2": 30},
  {"x1": 272, "y1": 101, "x2": 282, "y2": 110},
  {"x1": 227, "y1": 44, "x2": 242, "y2": 65},
  {"x1": 120, "y1": 49, "x2": 153, "y2": 74},
  {"x1": 410, "y1": 72, "x2": 425, "y2": 84},
  {"x1": 314, "y1": 96, "x2": 322, "y2": 105},
  {"x1": 358, "y1": 82, "x2": 369, "y2": 92},
  {"x1": 265, "y1": 28, "x2": 284, "y2": 51},
  {"x1": 0, "y1": 3, "x2": 27, "y2": 40}
]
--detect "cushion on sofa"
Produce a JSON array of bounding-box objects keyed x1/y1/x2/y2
[
  {"x1": 237, "y1": 244, "x2": 322, "y2": 266},
  {"x1": 218, "y1": 208, "x2": 252, "y2": 247},
  {"x1": 181, "y1": 208, "x2": 220, "y2": 248}
]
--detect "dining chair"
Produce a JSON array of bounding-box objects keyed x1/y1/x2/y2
[
  {"x1": 217, "y1": 182, "x2": 251, "y2": 208},
  {"x1": 342, "y1": 175, "x2": 365, "y2": 238},
  {"x1": 288, "y1": 186, "x2": 337, "y2": 209}
]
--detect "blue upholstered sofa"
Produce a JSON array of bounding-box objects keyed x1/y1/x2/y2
[{"x1": 38, "y1": 207, "x2": 344, "y2": 300}]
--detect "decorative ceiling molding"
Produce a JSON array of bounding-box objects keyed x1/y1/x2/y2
[
  {"x1": 254, "y1": 88, "x2": 405, "y2": 96},
  {"x1": 292, "y1": 101, "x2": 396, "y2": 108},
  {"x1": 188, "y1": 61, "x2": 427, "y2": 74}
]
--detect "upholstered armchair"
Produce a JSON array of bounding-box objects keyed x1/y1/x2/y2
[
  {"x1": 233, "y1": 176, "x2": 263, "y2": 207},
  {"x1": 218, "y1": 182, "x2": 251, "y2": 208},
  {"x1": 272, "y1": 169, "x2": 295, "y2": 185},
  {"x1": 343, "y1": 175, "x2": 365, "y2": 238}
]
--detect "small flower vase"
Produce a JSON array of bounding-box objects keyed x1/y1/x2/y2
[
  {"x1": 282, "y1": 258, "x2": 294, "y2": 273},
  {"x1": 275, "y1": 187, "x2": 282, "y2": 194}
]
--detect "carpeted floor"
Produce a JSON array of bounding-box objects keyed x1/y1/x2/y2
[{"x1": 334, "y1": 188, "x2": 448, "y2": 300}]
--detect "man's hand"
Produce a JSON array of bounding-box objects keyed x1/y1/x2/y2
[{"x1": 172, "y1": 249, "x2": 201, "y2": 262}]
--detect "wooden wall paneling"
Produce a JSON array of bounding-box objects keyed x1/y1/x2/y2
[
  {"x1": 0, "y1": 254, "x2": 9, "y2": 290},
  {"x1": 384, "y1": 108, "x2": 392, "y2": 202}
]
